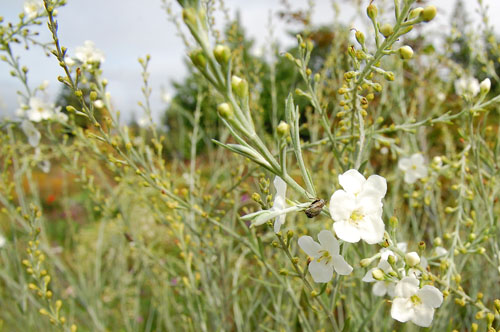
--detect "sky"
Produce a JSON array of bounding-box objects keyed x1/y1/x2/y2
[{"x1": 1, "y1": 0, "x2": 499, "y2": 122}]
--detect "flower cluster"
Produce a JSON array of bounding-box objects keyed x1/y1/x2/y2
[
  {"x1": 245, "y1": 167, "x2": 446, "y2": 327},
  {"x1": 17, "y1": 97, "x2": 67, "y2": 123}
]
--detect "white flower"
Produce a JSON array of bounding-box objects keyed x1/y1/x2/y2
[
  {"x1": 64, "y1": 56, "x2": 76, "y2": 67},
  {"x1": 21, "y1": 120, "x2": 41, "y2": 147},
  {"x1": 39, "y1": 80, "x2": 49, "y2": 91},
  {"x1": 52, "y1": 107, "x2": 68, "y2": 122},
  {"x1": 362, "y1": 243, "x2": 406, "y2": 297},
  {"x1": 433, "y1": 246, "x2": 448, "y2": 257},
  {"x1": 94, "y1": 100, "x2": 104, "y2": 108},
  {"x1": 24, "y1": 0, "x2": 43, "y2": 19},
  {"x1": 391, "y1": 277, "x2": 443, "y2": 327},
  {"x1": 398, "y1": 153, "x2": 428, "y2": 184},
  {"x1": 75, "y1": 40, "x2": 105, "y2": 65},
  {"x1": 0, "y1": 234, "x2": 6, "y2": 248},
  {"x1": 271, "y1": 176, "x2": 287, "y2": 233},
  {"x1": 162, "y1": 92, "x2": 172, "y2": 104},
  {"x1": 329, "y1": 169, "x2": 387, "y2": 244},
  {"x1": 480, "y1": 78, "x2": 491, "y2": 94},
  {"x1": 298, "y1": 230, "x2": 353, "y2": 283},
  {"x1": 38, "y1": 160, "x2": 51, "y2": 173},
  {"x1": 405, "y1": 252, "x2": 421, "y2": 267},
  {"x1": 26, "y1": 97, "x2": 54, "y2": 122},
  {"x1": 362, "y1": 259, "x2": 396, "y2": 297},
  {"x1": 454, "y1": 76, "x2": 480, "y2": 97},
  {"x1": 137, "y1": 116, "x2": 150, "y2": 128}
]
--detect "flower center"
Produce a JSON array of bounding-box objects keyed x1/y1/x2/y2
[
  {"x1": 317, "y1": 249, "x2": 332, "y2": 264},
  {"x1": 411, "y1": 164, "x2": 417, "y2": 170},
  {"x1": 349, "y1": 209, "x2": 364, "y2": 224},
  {"x1": 410, "y1": 294, "x2": 422, "y2": 305}
]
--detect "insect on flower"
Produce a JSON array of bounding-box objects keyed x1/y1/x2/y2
[{"x1": 305, "y1": 199, "x2": 325, "y2": 218}]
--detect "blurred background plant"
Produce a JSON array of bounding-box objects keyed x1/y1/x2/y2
[{"x1": 0, "y1": 0, "x2": 500, "y2": 331}]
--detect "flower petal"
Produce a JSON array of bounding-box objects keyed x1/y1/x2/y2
[
  {"x1": 377, "y1": 259, "x2": 392, "y2": 273},
  {"x1": 362, "y1": 268, "x2": 376, "y2": 282},
  {"x1": 329, "y1": 190, "x2": 355, "y2": 221},
  {"x1": 362, "y1": 175, "x2": 387, "y2": 200},
  {"x1": 331, "y1": 255, "x2": 353, "y2": 275},
  {"x1": 333, "y1": 220, "x2": 361, "y2": 243},
  {"x1": 298, "y1": 236, "x2": 321, "y2": 258},
  {"x1": 273, "y1": 216, "x2": 284, "y2": 233},
  {"x1": 411, "y1": 153, "x2": 425, "y2": 165},
  {"x1": 308, "y1": 260, "x2": 333, "y2": 283},
  {"x1": 418, "y1": 285, "x2": 443, "y2": 308},
  {"x1": 358, "y1": 215, "x2": 385, "y2": 244},
  {"x1": 391, "y1": 298, "x2": 414, "y2": 323},
  {"x1": 338, "y1": 169, "x2": 366, "y2": 194},
  {"x1": 372, "y1": 281, "x2": 388, "y2": 297},
  {"x1": 398, "y1": 157, "x2": 412, "y2": 171},
  {"x1": 357, "y1": 194, "x2": 383, "y2": 215},
  {"x1": 414, "y1": 165, "x2": 428, "y2": 179},
  {"x1": 317, "y1": 230, "x2": 339, "y2": 255},
  {"x1": 394, "y1": 276, "x2": 419, "y2": 298},
  {"x1": 411, "y1": 304, "x2": 434, "y2": 327},
  {"x1": 273, "y1": 176, "x2": 287, "y2": 198},
  {"x1": 387, "y1": 283, "x2": 396, "y2": 298},
  {"x1": 404, "y1": 171, "x2": 417, "y2": 184}
]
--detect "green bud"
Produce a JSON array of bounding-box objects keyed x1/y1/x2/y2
[
  {"x1": 410, "y1": 7, "x2": 423, "y2": 19},
  {"x1": 372, "y1": 268, "x2": 384, "y2": 280},
  {"x1": 355, "y1": 30, "x2": 365, "y2": 45},
  {"x1": 399, "y1": 46, "x2": 414, "y2": 60},
  {"x1": 182, "y1": 8, "x2": 197, "y2": 26},
  {"x1": 277, "y1": 121, "x2": 290, "y2": 137},
  {"x1": 367, "y1": 4, "x2": 378, "y2": 20},
  {"x1": 89, "y1": 91, "x2": 98, "y2": 101},
  {"x1": 421, "y1": 6, "x2": 437, "y2": 22},
  {"x1": 66, "y1": 105, "x2": 77, "y2": 112},
  {"x1": 360, "y1": 258, "x2": 371, "y2": 267},
  {"x1": 189, "y1": 49, "x2": 206, "y2": 68},
  {"x1": 213, "y1": 45, "x2": 231, "y2": 64},
  {"x1": 217, "y1": 103, "x2": 233, "y2": 118},
  {"x1": 231, "y1": 75, "x2": 248, "y2": 98},
  {"x1": 75, "y1": 90, "x2": 83, "y2": 97},
  {"x1": 380, "y1": 23, "x2": 393, "y2": 38},
  {"x1": 384, "y1": 71, "x2": 395, "y2": 81}
]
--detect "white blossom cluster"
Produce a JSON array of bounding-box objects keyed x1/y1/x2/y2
[{"x1": 245, "y1": 167, "x2": 445, "y2": 327}]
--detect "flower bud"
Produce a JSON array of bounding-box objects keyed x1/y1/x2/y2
[
  {"x1": 384, "y1": 71, "x2": 395, "y2": 81},
  {"x1": 355, "y1": 30, "x2": 365, "y2": 45},
  {"x1": 231, "y1": 75, "x2": 248, "y2": 98},
  {"x1": 360, "y1": 258, "x2": 371, "y2": 267},
  {"x1": 189, "y1": 49, "x2": 206, "y2": 68},
  {"x1": 277, "y1": 121, "x2": 290, "y2": 138},
  {"x1": 214, "y1": 45, "x2": 231, "y2": 64},
  {"x1": 421, "y1": 5, "x2": 437, "y2": 22},
  {"x1": 410, "y1": 7, "x2": 423, "y2": 19},
  {"x1": 399, "y1": 46, "x2": 414, "y2": 60},
  {"x1": 380, "y1": 24, "x2": 393, "y2": 38},
  {"x1": 367, "y1": 4, "x2": 378, "y2": 20},
  {"x1": 494, "y1": 299, "x2": 500, "y2": 311},
  {"x1": 480, "y1": 78, "x2": 491, "y2": 94},
  {"x1": 405, "y1": 252, "x2": 420, "y2": 267},
  {"x1": 89, "y1": 91, "x2": 98, "y2": 101},
  {"x1": 217, "y1": 103, "x2": 233, "y2": 119},
  {"x1": 372, "y1": 268, "x2": 385, "y2": 280},
  {"x1": 182, "y1": 8, "x2": 197, "y2": 26}
]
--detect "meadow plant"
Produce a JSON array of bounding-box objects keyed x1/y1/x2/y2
[{"x1": 1, "y1": 0, "x2": 500, "y2": 331}]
